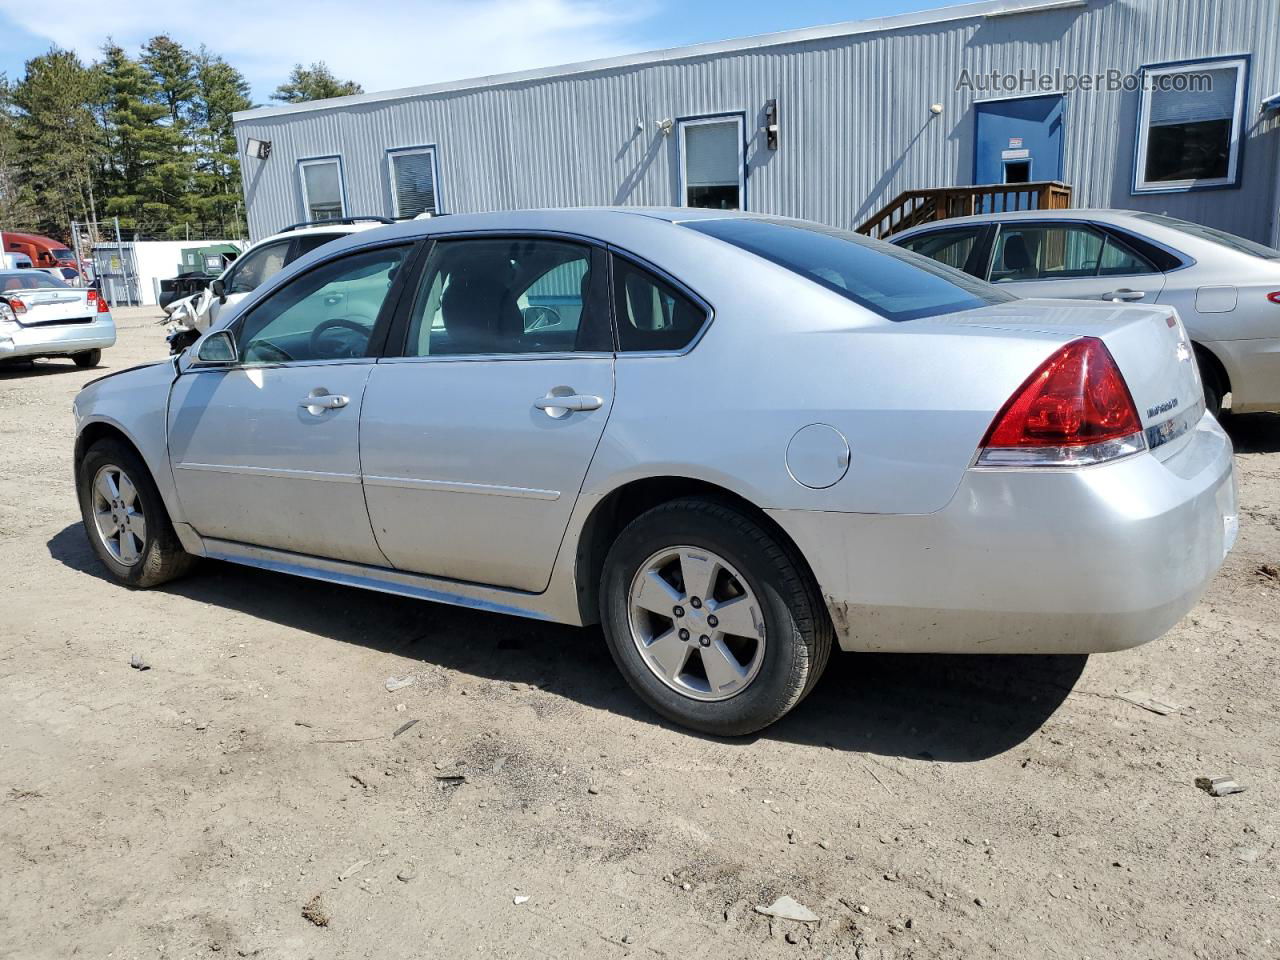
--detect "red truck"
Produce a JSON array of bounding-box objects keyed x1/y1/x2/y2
[{"x1": 2, "y1": 231, "x2": 83, "y2": 276}]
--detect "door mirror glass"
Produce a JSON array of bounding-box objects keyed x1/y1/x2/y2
[
  {"x1": 210, "y1": 277, "x2": 225, "y2": 298},
  {"x1": 196, "y1": 329, "x2": 237, "y2": 364}
]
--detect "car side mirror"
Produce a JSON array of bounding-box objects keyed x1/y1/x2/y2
[
  {"x1": 210, "y1": 277, "x2": 226, "y2": 301},
  {"x1": 195, "y1": 329, "x2": 237, "y2": 365}
]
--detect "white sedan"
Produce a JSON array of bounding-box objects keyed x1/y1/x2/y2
[
  {"x1": 71, "y1": 210, "x2": 1236, "y2": 735},
  {"x1": 892, "y1": 209, "x2": 1280, "y2": 416},
  {"x1": 0, "y1": 270, "x2": 115, "y2": 367}
]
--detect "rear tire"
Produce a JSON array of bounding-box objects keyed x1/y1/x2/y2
[
  {"x1": 1196, "y1": 347, "x2": 1226, "y2": 419},
  {"x1": 599, "y1": 498, "x2": 832, "y2": 736},
  {"x1": 77, "y1": 438, "x2": 196, "y2": 587},
  {"x1": 73, "y1": 349, "x2": 102, "y2": 369}
]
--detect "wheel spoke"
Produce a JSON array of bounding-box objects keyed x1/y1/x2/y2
[
  {"x1": 118, "y1": 529, "x2": 140, "y2": 564},
  {"x1": 96, "y1": 471, "x2": 118, "y2": 503},
  {"x1": 632, "y1": 569, "x2": 684, "y2": 616},
  {"x1": 708, "y1": 594, "x2": 763, "y2": 640},
  {"x1": 678, "y1": 550, "x2": 719, "y2": 603},
  {"x1": 126, "y1": 511, "x2": 146, "y2": 545},
  {"x1": 644, "y1": 628, "x2": 689, "y2": 682},
  {"x1": 94, "y1": 509, "x2": 118, "y2": 538},
  {"x1": 700, "y1": 637, "x2": 748, "y2": 694},
  {"x1": 117, "y1": 472, "x2": 138, "y2": 506}
]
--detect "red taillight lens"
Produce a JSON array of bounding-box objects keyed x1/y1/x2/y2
[
  {"x1": 7, "y1": 296, "x2": 26, "y2": 314},
  {"x1": 1267, "y1": 291, "x2": 1280, "y2": 305},
  {"x1": 979, "y1": 337, "x2": 1144, "y2": 466},
  {"x1": 87, "y1": 289, "x2": 109, "y2": 313}
]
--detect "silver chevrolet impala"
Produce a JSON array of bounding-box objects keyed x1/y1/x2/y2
[{"x1": 72, "y1": 209, "x2": 1238, "y2": 735}]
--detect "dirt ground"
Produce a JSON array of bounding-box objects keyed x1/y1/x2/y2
[{"x1": 1, "y1": 307, "x2": 1277, "y2": 960}]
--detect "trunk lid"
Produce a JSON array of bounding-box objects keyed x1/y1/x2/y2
[
  {"x1": 14, "y1": 289, "x2": 93, "y2": 326},
  {"x1": 927, "y1": 298, "x2": 1204, "y2": 457}
]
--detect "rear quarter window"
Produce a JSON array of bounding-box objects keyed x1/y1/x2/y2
[{"x1": 683, "y1": 218, "x2": 1011, "y2": 322}]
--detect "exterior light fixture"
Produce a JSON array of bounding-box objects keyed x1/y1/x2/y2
[
  {"x1": 764, "y1": 99, "x2": 779, "y2": 150},
  {"x1": 930, "y1": 103, "x2": 944, "y2": 116},
  {"x1": 245, "y1": 138, "x2": 272, "y2": 160},
  {"x1": 656, "y1": 118, "x2": 673, "y2": 136}
]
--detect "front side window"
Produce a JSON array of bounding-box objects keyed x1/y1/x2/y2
[
  {"x1": 991, "y1": 224, "x2": 1156, "y2": 282},
  {"x1": 388, "y1": 147, "x2": 439, "y2": 219},
  {"x1": 684, "y1": 218, "x2": 1011, "y2": 322},
  {"x1": 897, "y1": 226, "x2": 986, "y2": 275},
  {"x1": 299, "y1": 158, "x2": 345, "y2": 221},
  {"x1": 679, "y1": 116, "x2": 744, "y2": 210},
  {"x1": 238, "y1": 246, "x2": 407, "y2": 365},
  {"x1": 1135, "y1": 58, "x2": 1247, "y2": 193},
  {"x1": 404, "y1": 237, "x2": 608, "y2": 357},
  {"x1": 227, "y1": 240, "x2": 290, "y2": 294}
]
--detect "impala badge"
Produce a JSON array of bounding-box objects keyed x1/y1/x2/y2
[{"x1": 1147, "y1": 397, "x2": 1179, "y2": 419}]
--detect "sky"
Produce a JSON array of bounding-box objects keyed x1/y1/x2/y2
[{"x1": 0, "y1": 0, "x2": 943, "y2": 103}]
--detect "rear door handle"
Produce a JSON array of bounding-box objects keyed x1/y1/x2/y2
[
  {"x1": 534, "y1": 392, "x2": 604, "y2": 417},
  {"x1": 298, "y1": 393, "x2": 349, "y2": 413},
  {"x1": 1105, "y1": 289, "x2": 1146, "y2": 302}
]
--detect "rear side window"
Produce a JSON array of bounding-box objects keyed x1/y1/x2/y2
[
  {"x1": 612, "y1": 256, "x2": 708, "y2": 352},
  {"x1": 897, "y1": 226, "x2": 985, "y2": 275},
  {"x1": 684, "y1": 218, "x2": 1010, "y2": 322}
]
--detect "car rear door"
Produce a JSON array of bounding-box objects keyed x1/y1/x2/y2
[
  {"x1": 168, "y1": 241, "x2": 417, "y2": 564},
  {"x1": 894, "y1": 224, "x2": 995, "y2": 279},
  {"x1": 359, "y1": 235, "x2": 615, "y2": 593},
  {"x1": 988, "y1": 221, "x2": 1166, "y2": 303}
]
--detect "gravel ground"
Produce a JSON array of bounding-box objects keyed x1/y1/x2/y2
[{"x1": 1, "y1": 307, "x2": 1277, "y2": 959}]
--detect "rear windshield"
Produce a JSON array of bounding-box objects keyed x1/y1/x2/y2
[
  {"x1": 682, "y1": 217, "x2": 1013, "y2": 321},
  {"x1": 1134, "y1": 214, "x2": 1280, "y2": 260},
  {"x1": 0, "y1": 271, "x2": 69, "y2": 290}
]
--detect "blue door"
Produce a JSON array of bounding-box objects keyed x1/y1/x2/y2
[{"x1": 974, "y1": 95, "x2": 1065, "y2": 185}]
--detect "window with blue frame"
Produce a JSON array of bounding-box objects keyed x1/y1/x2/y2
[{"x1": 1134, "y1": 57, "x2": 1248, "y2": 193}]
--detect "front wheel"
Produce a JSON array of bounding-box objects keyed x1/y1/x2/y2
[
  {"x1": 73, "y1": 349, "x2": 102, "y2": 368},
  {"x1": 599, "y1": 498, "x2": 832, "y2": 736},
  {"x1": 77, "y1": 439, "x2": 196, "y2": 587}
]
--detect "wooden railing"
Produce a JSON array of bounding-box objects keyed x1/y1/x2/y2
[{"x1": 856, "y1": 182, "x2": 1073, "y2": 240}]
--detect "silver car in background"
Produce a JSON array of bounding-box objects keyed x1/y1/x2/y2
[
  {"x1": 0, "y1": 270, "x2": 116, "y2": 368},
  {"x1": 71, "y1": 210, "x2": 1236, "y2": 735},
  {"x1": 892, "y1": 209, "x2": 1280, "y2": 417}
]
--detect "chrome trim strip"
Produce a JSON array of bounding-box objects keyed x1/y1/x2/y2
[
  {"x1": 202, "y1": 539, "x2": 552, "y2": 621},
  {"x1": 364, "y1": 474, "x2": 560, "y2": 500},
  {"x1": 1145, "y1": 399, "x2": 1205, "y2": 450},
  {"x1": 175, "y1": 462, "x2": 361, "y2": 484}
]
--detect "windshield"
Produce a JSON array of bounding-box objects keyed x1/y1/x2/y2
[
  {"x1": 1134, "y1": 214, "x2": 1280, "y2": 260},
  {"x1": 52, "y1": 248, "x2": 76, "y2": 262},
  {"x1": 0, "y1": 271, "x2": 70, "y2": 290},
  {"x1": 682, "y1": 217, "x2": 1013, "y2": 322}
]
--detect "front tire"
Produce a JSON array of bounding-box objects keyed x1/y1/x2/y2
[
  {"x1": 77, "y1": 439, "x2": 195, "y2": 587},
  {"x1": 73, "y1": 349, "x2": 102, "y2": 369},
  {"x1": 599, "y1": 498, "x2": 832, "y2": 736}
]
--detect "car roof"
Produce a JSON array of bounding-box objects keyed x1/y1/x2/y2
[{"x1": 256, "y1": 220, "x2": 386, "y2": 245}]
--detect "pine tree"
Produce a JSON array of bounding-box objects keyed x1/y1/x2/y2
[
  {"x1": 272, "y1": 62, "x2": 362, "y2": 103},
  {"x1": 141, "y1": 35, "x2": 197, "y2": 127},
  {"x1": 0, "y1": 74, "x2": 40, "y2": 232},
  {"x1": 9, "y1": 49, "x2": 101, "y2": 239},
  {"x1": 191, "y1": 49, "x2": 252, "y2": 235}
]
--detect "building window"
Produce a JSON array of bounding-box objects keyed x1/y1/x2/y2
[
  {"x1": 388, "y1": 146, "x2": 440, "y2": 219},
  {"x1": 678, "y1": 115, "x2": 744, "y2": 209},
  {"x1": 299, "y1": 157, "x2": 345, "y2": 221},
  {"x1": 1135, "y1": 57, "x2": 1248, "y2": 193}
]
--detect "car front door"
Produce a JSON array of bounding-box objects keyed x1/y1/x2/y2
[
  {"x1": 169, "y1": 242, "x2": 416, "y2": 564},
  {"x1": 987, "y1": 221, "x2": 1166, "y2": 303},
  {"x1": 360, "y1": 235, "x2": 615, "y2": 593}
]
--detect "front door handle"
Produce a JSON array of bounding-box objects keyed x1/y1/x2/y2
[
  {"x1": 298, "y1": 392, "x2": 349, "y2": 414},
  {"x1": 534, "y1": 391, "x2": 604, "y2": 418},
  {"x1": 1105, "y1": 289, "x2": 1146, "y2": 302}
]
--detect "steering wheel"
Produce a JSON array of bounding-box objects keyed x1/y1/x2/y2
[
  {"x1": 522, "y1": 305, "x2": 563, "y2": 331},
  {"x1": 310, "y1": 317, "x2": 373, "y2": 358}
]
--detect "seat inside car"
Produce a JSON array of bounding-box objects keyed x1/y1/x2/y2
[{"x1": 437, "y1": 254, "x2": 523, "y2": 353}]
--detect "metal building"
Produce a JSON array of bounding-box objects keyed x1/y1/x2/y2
[{"x1": 232, "y1": 0, "x2": 1280, "y2": 245}]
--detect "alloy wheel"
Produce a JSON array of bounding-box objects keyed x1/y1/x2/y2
[
  {"x1": 91, "y1": 464, "x2": 147, "y2": 566},
  {"x1": 626, "y1": 546, "x2": 766, "y2": 702}
]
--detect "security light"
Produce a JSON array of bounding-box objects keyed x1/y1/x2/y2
[{"x1": 245, "y1": 138, "x2": 272, "y2": 160}]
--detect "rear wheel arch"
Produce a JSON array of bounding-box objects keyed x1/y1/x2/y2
[
  {"x1": 1192, "y1": 342, "x2": 1230, "y2": 415},
  {"x1": 572, "y1": 475, "x2": 824, "y2": 628}
]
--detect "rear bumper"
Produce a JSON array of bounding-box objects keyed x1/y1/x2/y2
[
  {"x1": 0, "y1": 318, "x2": 116, "y2": 359},
  {"x1": 770, "y1": 412, "x2": 1237, "y2": 654},
  {"x1": 1202, "y1": 337, "x2": 1280, "y2": 413}
]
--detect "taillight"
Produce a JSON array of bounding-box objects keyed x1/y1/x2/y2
[
  {"x1": 6, "y1": 296, "x2": 26, "y2": 315},
  {"x1": 977, "y1": 337, "x2": 1145, "y2": 467},
  {"x1": 87, "y1": 289, "x2": 109, "y2": 313},
  {"x1": 1267, "y1": 292, "x2": 1280, "y2": 305}
]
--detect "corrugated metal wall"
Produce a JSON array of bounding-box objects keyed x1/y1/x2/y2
[{"x1": 235, "y1": 0, "x2": 1280, "y2": 243}]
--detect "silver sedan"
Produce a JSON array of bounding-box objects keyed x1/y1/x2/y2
[
  {"x1": 71, "y1": 209, "x2": 1237, "y2": 735},
  {"x1": 891, "y1": 209, "x2": 1280, "y2": 417}
]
